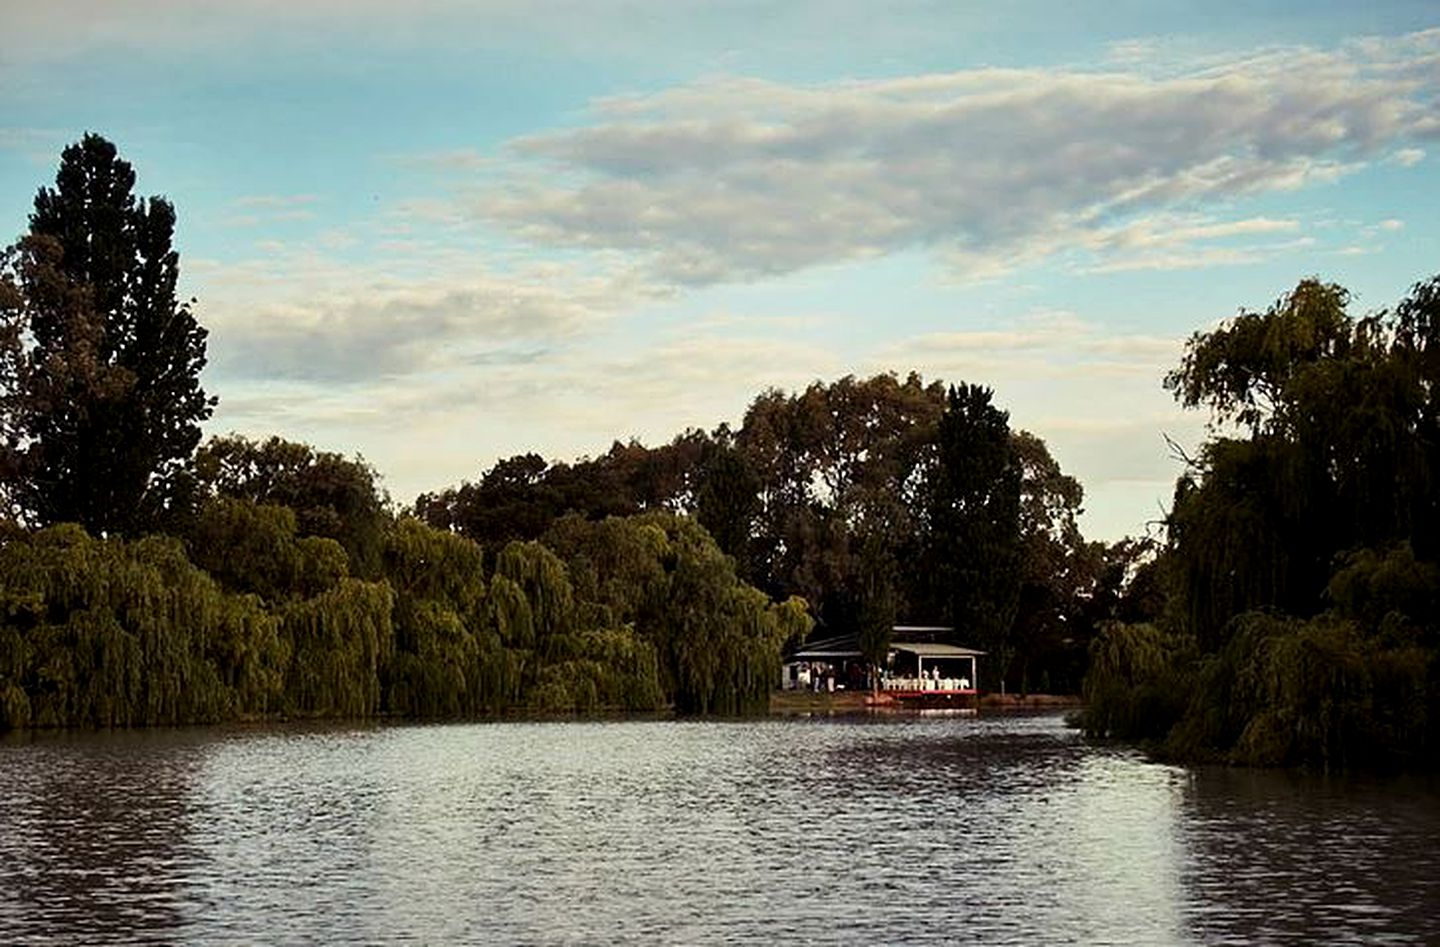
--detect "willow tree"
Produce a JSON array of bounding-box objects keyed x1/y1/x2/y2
[
  {"x1": 382, "y1": 516, "x2": 519, "y2": 716},
  {"x1": 0, "y1": 525, "x2": 283, "y2": 729},
  {"x1": 541, "y1": 512, "x2": 810, "y2": 713},
  {"x1": 1085, "y1": 274, "x2": 1440, "y2": 768},
  {"x1": 1164, "y1": 277, "x2": 1440, "y2": 648},
  {"x1": 0, "y1": 135, "x2": 213, "y2": 536}
]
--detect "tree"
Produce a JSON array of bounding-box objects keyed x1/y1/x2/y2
[
  {"x1": 1084, "y1": 273, "x2": 1440, "y2": 768},
  {"x1": 736, "y1": 372, "x2": 946, "y2": 629},
  {"x1": 925, "y1": 384, "x2": 1022, "y2": 688},
  {"x1": 194, "y1": 434, "x2": 390, "y2": 578},
  {"x1": 1010, "y1": 430, "x2": 1099, "y2": 693},
  {"x1": 855, "y1": 527, "x2": 898, "y2": 672},
  {"x1": 0, "y1": 134, "x2": 213, "y2": 535},
  {"x1": 1162, "y1": 277, "x2": 1440, "y2": 647},
  {"x1": 695, "y1": 430, "x2": 762, "y2": 579}
]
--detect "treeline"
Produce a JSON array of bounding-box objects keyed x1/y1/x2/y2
[
  {"x1": 1083, "y1": 277, "x2": 1440, "y2": 770},
  {"x1": 417, "y1": 375, "x2": 1154, "y2": 693},
  {"x1": 0, "y1": 134, "x2": 817, "y2": 728},
  {"x1": 0, "y1": 438, "x2": 810, "y2": 727}
]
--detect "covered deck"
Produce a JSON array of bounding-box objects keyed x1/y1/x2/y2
[
  {"x1": 780, "y1": 626, "x2": 984, "y2": 705},
  {"x1": 881, "y1": 641, "x2": 983, "y2": 699}
]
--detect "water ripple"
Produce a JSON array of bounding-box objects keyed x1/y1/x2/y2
[{"x1": 1, "y1": 713, "x2": 1436, "y2": 944}]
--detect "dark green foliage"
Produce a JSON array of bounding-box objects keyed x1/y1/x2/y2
[
  {"x1": 0, "y1": 525, "x2": 283, "y2": 728},
  {"x1": 1165, "y1": 277, "x2": 1440, "y2": 650},
  {"x1": 495, "y1": 540, "x2": 576, "y2": 655},
  {"x1": 1164, "y1": 612, "x2": 1431, "y2": 768},
  {"x1": 543, "y1": 512, "x2": 811, "y2": 714},
  {"x1": 194, "y1": 435, "x2": 390, "y2": 578},
  {"x1": 694, "y1": 433, "x2": 761, "y2": 575},
  {"x1": 413, "y1": 431, "x2": 710, "y2": 551},
  {"x1": 1010, "y1": 430, "x2": 1102, "y2": 694},
  {"x1": 1088, "y1": 273, "x2": 1440, "y2": 770},
  {"x1": 1081, "y1": 623, "x2": 1193, "y2": 743},
  {"x1": 855, "y1": 530, "x2": 897, "y2": 669},
  {"x1": 0, "y1": 138, "x2": 825, "y2": 728},
  {"x1": 281, "y1": 578, "x2": 393, "y2": 718},
  {"x1": 417, "y1": 371, "x2": 1092, "y2": 693},
  {"x1": 382, "y1": 517, "x2": 512, "y2": 717},
  {"x1": 926, "y1": 384, "x2": 1022, "y2": 683},
  {"x1": 527, "y1": 629, "x2": 664, "y2": 713},
  {"x1": 0, "y1": 135, "x2": 213, "y2": 536},
  {"x1": 186, "y1": 497, "x2": 347, "y2": 602},
  {"x1": 738, "y1": 372, "x2": 946, "y2": 634}
]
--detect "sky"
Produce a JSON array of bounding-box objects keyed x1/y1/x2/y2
[{"x1": 2, "y1": 1, "x2": 1438, "y2": 541}]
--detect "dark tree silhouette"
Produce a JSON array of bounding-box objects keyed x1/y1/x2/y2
[
  {"x1": 925, "y1": 383, "x2": 1022, "y2": 686},
  {"x1": 0, "y1": 134, "x2": 213, "y2": 535}
]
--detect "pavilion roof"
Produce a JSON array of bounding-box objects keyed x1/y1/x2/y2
[{"x1": 890, "y1": 641, "x2": 985, "y2": 658}]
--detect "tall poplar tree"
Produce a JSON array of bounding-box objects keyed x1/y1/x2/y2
[
  {"x1": 0, "y1": 134, "x2": 213, "y2": 535},
  {"x1": 926, "y1": 383, "x2": 1022, "y2": 687}
]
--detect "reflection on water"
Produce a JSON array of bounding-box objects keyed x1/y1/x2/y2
[
  {"x1": 1182, "y1": 766, "x2": 1440, "y2": 945},
  {"x1": 1, "y1": 713, "x2": 1436, "y2": 944}
]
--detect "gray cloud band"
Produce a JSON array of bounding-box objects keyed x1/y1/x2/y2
[{"x1": 475, "y1": 32, "x2": 1438, "y2": 283}]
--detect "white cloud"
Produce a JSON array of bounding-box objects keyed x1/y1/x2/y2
[
  {"x1": 470, "y1": 31, "x2": 1440, "y2": 284},
  {"x1": 874, "y1": 311, "x2": 1184, "y2": 383},
  {"x1": 1390, "y1": 147, "x2": 1426, "y2": 166},
  {"x1": 194, "y1": 239, "x2": 659, "y2": 388},
  {"x1": 860, "y1": 313, "x2": 1200, "y2": 538}
]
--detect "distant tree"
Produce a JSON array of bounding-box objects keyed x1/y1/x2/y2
[
  {"x1": 855, "y1": 528, "x2": 898, "y2": 672},
  {"x1": 193, "y1": 434, "x2": 390, "y2": 578},
  {"x1": 737, "y1": 372, "x2": 946, "y2": 628},
  {"x1": 694, "y1": 430, "x2": 761, "y2": 577},
  {"x1": 1010, "y1": 430, "x2": 1101, "y2": 692},
  {"x1": 415, "y1": 431, "x2": 716, "y2": 553},
  {"x1": 0, "y1": 134, "x2": 213, "y2": 535},
  {"x1": 925, "y1": 384, "x2": 1021, "y2": 688}
]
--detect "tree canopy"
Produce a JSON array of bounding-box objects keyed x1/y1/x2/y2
[
  {"x1": 0, "y1": 134, "x2": 213, "y2": 536},
  {"x1": 1085, "y1": 274, "x2": 1440, "y2": 769},
  {"x1": 416, "y1": 371, "x2": 1101, "y2": 691}
]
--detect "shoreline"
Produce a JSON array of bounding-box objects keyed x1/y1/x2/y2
[{"x1": 769, "y1": 690, "x2": 1081, "y2": 715}]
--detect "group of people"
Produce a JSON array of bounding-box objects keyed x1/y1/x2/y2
[
  {"x1": 791, "y1": 661, "x2": 873, "y2": 692},
  {"x1": 793, "y1": 662, "x2": 838, "y2": 692}
]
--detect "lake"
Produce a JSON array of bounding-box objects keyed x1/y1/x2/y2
[{"x1": 1, "y1": 711, "x2": 1436, "y2": 944}]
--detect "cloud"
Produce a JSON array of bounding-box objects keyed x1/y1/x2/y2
[
  {"x1": 874, "y1": 311, "x2": 1184, "y2": 385},
  {"x1": 196, "y1": 245, "x2": 655, "y2": 386},
  {"x1": 473, "y1": 30, "x2": 1440, "y2": 284},
  {"x1": 233, "y1": 194, "x2": 319, "y2": 209},
  {"x1": 861, "y1": 312, "x2": 1200, "y2": 538},
  {"x1": 208, "y1": 308, "x2": 847, "y2": 500},
  {"x1": 1389, "y1": 147, "x2": 1426, "y2": 166},
  {"x1": 201, "y1": 272, "x2": 1196, "y2": 540}
]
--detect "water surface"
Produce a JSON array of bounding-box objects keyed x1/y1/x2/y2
[{"x1": 2, "y1": 712, "x2": 1435, "y2": 944}]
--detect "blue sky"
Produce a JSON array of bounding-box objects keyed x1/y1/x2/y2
[{"x1": 3, "y1": 1, "x2": 1438, "y2": 541}]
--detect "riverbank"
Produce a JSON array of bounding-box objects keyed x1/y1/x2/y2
[{"x1": 769, "y1": 690, "x2": 1081, "y2": 714}]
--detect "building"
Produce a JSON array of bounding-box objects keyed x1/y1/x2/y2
[{"x1": 781, "y1": 625, "x2": 983, "y2": 702}]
